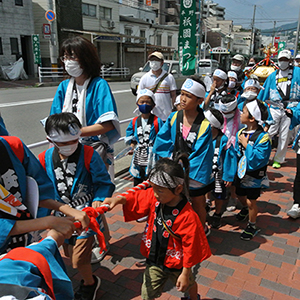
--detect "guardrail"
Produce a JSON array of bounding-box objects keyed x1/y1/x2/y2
[
  {"x1": 100, "y1": 67, "x2": 130, "y2": 78},
  {"x1": 38, "y1": 67, "x2": 64, "y2": 83}
]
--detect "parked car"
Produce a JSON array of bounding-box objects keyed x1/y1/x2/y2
[
  {"x1": 197, "y1": 59, "x2": 219, "y2": 77},
  {"x1": 130, "y1": 60, "x2": 188, "y2": 96}
]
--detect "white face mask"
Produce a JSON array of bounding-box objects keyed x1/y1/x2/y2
[
  {"x1": 241, "y1": 91, "x2": 257, "y2": 100},
  {"x1": 56, "y1": 143, "x2": 78, "y2": 157},
  {"x1": 231, "y1": 64, "x2": 241, "y2": 71},
  {"x1": 278, "y1": 61, "x2": 290, "y2": 71},
  {"x1": 228, "y1": 80, "x2": 236, "y2": 89},
  {"x1": 223, "y1": 111, "x2": 235, "y2": 119},
  {"x1": 149, "y1": 61, "x2": 162, "y2": 72},
  {"x1": 64, "y1": 60, "x2": 83, "y2": 77}
]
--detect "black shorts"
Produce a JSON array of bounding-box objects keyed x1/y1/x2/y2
[
  {"x1": 189, "y1": 182, "x2": 215, "y2": 197},
  {"x1": 235, "y1": 180, "x2": 261, "y2": 200}
]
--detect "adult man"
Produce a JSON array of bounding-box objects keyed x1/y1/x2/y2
[
  {"x1": 230, "y1": 54, "x2": 245, "y2": 72},
  {"x1": 258, "y1": 49, "x2": 300, "y2": 168},
  {"x1": 137, "y1": 51, "x2": 177, "y2": 121}
]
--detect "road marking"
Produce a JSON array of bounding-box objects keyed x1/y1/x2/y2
[{"x1": 0, "y1": 89, "x2": 131, "y2": 108}]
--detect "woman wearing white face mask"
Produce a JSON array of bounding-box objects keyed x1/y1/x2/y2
[{"x1": 50, "y1": 36, "x2": 120, "y2": 263}]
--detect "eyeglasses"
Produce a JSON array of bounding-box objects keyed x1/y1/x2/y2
[{"x1": 60, "y1": 55, "x2": 77, "y2": 62}]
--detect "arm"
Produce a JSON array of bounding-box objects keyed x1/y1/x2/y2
[
  {"x1": 203, "y1": 82, "x2": 216, "y2": 110},
  {"x1": 170, "y1": 90, "x2": 177, "y2": 106},
  {"x1": 176, "y1": 267, "x2": 191, "y2": 292},
  {"x1": 222, "y1": 138, "x2": 237, "y2": 184},
  {"x1": 80, "y1": 121, "x2": 114, "y2": 137}
]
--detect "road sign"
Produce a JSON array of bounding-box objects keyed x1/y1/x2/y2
[
  {"x1": 45, "y1": 10, "x2": 55, "y2": 22},
  {"x1": 278, "y1": 41, "x2": 286, "y2": 53},
  {"x1": 43, "y1": 24, "x2": 51, "y2": 34},
  {"x1": 32, "y1": 34, "x2": 41, "y2": 65}
]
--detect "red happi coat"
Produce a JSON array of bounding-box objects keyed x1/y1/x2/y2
[{"x1": 123, "y1": 188, "x2": 211, "y2": 269}]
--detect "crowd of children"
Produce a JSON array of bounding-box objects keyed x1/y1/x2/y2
[{"x1": 1, "y1": 51, "x2": 300, "y2": 300}]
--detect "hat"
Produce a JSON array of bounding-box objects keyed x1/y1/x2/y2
[
  {"x1": 148, "y1": 51, "x2": 164, "y2": 60},
  {"x1": 174, "y1": 95, "x2": 181, "y2": 106},
  {"x1": 278, "y1": 50, "x2": 292, "y2": 60},
  {"x1": 228, "y1": 71, "x2": 238, "y2": 80},
  {"x1": 136, "y1": 88, "x2": 156, "y2": 104},
  {"x1": 232, "y1": 54, "x2": 245, "y2": 62},
  {"x1": 295, "y1": 54, "x2": 300, "y2": 59}
]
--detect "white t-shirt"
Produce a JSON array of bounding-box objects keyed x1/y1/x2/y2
[
  {"x1": 278, "y1": 69, "x2": 289, "y2": 96},
  {"x1": 138, "y1": 69, "x2": 177, "y2": 121}
]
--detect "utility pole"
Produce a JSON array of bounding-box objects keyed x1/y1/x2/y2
[
  {"x1": 249, "y1": 4, "x2": 256, "y2": 56},
  {"x1": 198, "y1": 0, "x2": 203, "y2": 61},
  {"x1": 272, "y1": 21, "x2": 276, "y2": 45},
  {"x1": 48, "y1": 0, "x2": 58, "y2": 66},
  {"x1": 294, "y1": 7, "x2": 300, "y2": 57}
]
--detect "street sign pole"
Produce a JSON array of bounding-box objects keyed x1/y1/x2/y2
[{"x1": 46, "y1": 0, "x2": 58, "y2": 66}]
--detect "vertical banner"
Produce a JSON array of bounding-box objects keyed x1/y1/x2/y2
[
  {"x1": 179, "y1": 0, "x2": 197, "y2": 75},
  {"x1": 146, "y1": 0, "x2": 152, "y2": 6},
  {"x1": 32, "y1": 34, "x2": 41, "y2": 65}
]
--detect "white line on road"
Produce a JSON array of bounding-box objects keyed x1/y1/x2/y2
[{"x1": 0, "y1": 89, "x2": 131, "y2": 108}]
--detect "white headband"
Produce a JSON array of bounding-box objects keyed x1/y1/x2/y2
[
  {"x1": 244, "y1": 79, "x2": 262, "y2": 90},
  {"x1": 174, "y1": 95, "x2": 181, "y2": 106},
  {"x1": 219, "y1": 98, "x2": 237, "y2": 112},
  {"x1": 181, "y1": 79, "x2": 206, "y2": 98},
  {"x1": 204, "y1": 110, "x2": 222, "y2": 129},
  {"x1": 149, "y1": 170, "x2": 184, "y2": 188},
  {"x1": 136, "y1": 88, "x2": 156, "y2": 104},
  {"x1": 227, "y1": 71, "x2": 237, "y2": 80},
  {"x1": 246, "y1": 100, "x2": 262, "y2": 124},
  {"x1": 47, "y1": 124, "x2": 81, "y2": 142},
  {"x1": 213, "y1": 69, "x2": 227, "y2": 80}
]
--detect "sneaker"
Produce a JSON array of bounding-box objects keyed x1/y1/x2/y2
[
  {"x1": 261, "y1": 175, "x2": 270, "y2": 189},
  {"x1": 204, "y1": 224, "x2": 211, "y2": 237},
  {"x1": 236, "y1": 207, "x2": 249, "y2": 221},
  {"x1": 137, "y1": 216, "x2": 148, "y2": 223},
  {"x1": 181, "y1": 294, "x2": 201, "y2": 300},
  {"x1": 226, "y1": 197, "x2": 237, "y2": 212},
  {"x1": 287, "y1": 204, "x2": 300, "y2": 219},
  {"x1": 210, "y1": 214, "x2": 221, "y2": 229},
  {"x1": 272, "y1": 161, "x2": 281, "y2": 169},
  {"x1": 74, "y1": 275, "x2": 101, "y2": 300},
  {"x1": 91, "y1": 245, "x2": 110, "y2": 264},
  {"x1": 240, "y1": 224, "x2": 260, "y2": 241}
]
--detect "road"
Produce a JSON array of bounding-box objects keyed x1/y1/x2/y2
[{"x1": 0, "y1": 81, "x2": 136, "y2": 157}]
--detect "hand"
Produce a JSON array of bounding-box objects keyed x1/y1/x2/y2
[
  {"x1": 285, "y1": 109, "x2": 293, "y2": 118},
  {"x1": 210, "y1": 81, "x2": 217, "y2": 93},
  {"x1": 47, "y1": 229, "x2": 71, "y2": 247},
  {"x1": 224, "y1": 181, "x2": 232, "y2": 187},
  {"x1": 103, "y1": 196, "x2": 126, "y2": 210},
  {"x1": 239, "y1": 134, "x2": 249, "y2": 148},
  {"x1": 92, "y1": 201, "x2": 104, "y2": 208},
  {"x1": 176, "y1": 272, "x2": 189, "y2": 292},
  {"x1": 72, "y1": 209, "x2": 90, "y2": 230},
  {"x1": 47, "y1": 216, "x2": 76, "y2": 237}
]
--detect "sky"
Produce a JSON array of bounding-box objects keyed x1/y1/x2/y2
[{"x1": 215, "y1": 0, "x2": 300, "y2": 30}]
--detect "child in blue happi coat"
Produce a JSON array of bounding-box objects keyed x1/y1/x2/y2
[
  {"x1": 235, "y1": 99, "x2": 271, "y2": 240},
  {"x1": 204, "y1": 108, "x2": 237, "y2": 229},
  {"x1": 125, "y1": 89, "x2": 163, "y2": 186},
  {"x1": 39, "y1": 112, "x2": 115, "y2": 300},
  {"x1": 153, "y1": 75, "x2": 214, "y2": 235}
]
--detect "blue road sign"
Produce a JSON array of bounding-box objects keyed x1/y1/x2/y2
[{"x1": 45, "y1": 10, "x2": 55, "y2": 22}]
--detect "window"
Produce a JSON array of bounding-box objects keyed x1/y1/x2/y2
[
  {"x1": 15, "y1": 0, "x2": 23, "y2": 5},
  {"x1": 156, "y1": 34, "x2": 161, "y2": 46},
  {"x1": 0, "y1": 38, "x2": 3, "y2": 55},
  {"x1": 167, "y1": 35, "x2": 172, "y2": 47},
  {"x1": 82, "y1": 3, "x2": 96, "y2": 17},
  {"x1": 140, "y1": 30, "x2": 146, "y2": 43},
  {"x1": 10, "y1": 38, "x2": 19, "y2": 55},
  {"x1": 99, "y1": 6, "x2": 112, "y2": 20},
  {"x1": 125, "y1": 28, "x2": 132, "y2": 43}
]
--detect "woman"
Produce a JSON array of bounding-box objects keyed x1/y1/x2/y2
[
  {"x1": 50, "y1": 35, "x2": 120, "y2": 263},
  {"x1": 50, "y1": 35, "x2": 120, "y2": 170}
]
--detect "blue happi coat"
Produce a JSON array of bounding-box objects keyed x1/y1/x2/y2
[{"x1": 153, "y1": 111, "x2": 214, "y2": 186}]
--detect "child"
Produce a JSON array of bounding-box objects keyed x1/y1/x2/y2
[
  {"x1": 0, "y1": 229, "x2": 74, "y2": 300},
  {"x1": 204, "y1": 108, "x2": 237, "y2": 228},
  {"x1": 153, "y1": 75, "x2": 214, "y2": 235},
  {"x1": 235, "y1": 99, "x2": 271, "y2": 240},
  {"x1": 174, "y1": 94, "x2": 182, "y2": 111},
  {"x1": 102, "y1": 154, "x2": 211, "y2": 300},
  {"x1": 218, "y1": 94, "x2": 244, "y2": 212},
  {"x1": 0, "y1": 135, "x2": 87, "y2": 255},
  {"x1": 39, "y1": 112, "x2": 115, "y2": 300},
  {"x1": 125, "y1": 89, "x2": 163, "y2": 186},
  {"x1": 203, "y1": 68, "x2": 228, "y2": 110}
]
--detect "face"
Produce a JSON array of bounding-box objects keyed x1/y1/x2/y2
[
  {"x1": 213, "y1": 76, "x2": 225, "y2": 88},
  {"x1": 279, "y1": 57, "x2": 289, "y2": 62},
  {"x1": 228, "y1": 77, "x2": 237, "y2": 82},
  {"x1": 232, "y1": 59, "x2": 242, "y2": 66},
  {"x1": 240, "y1": 105, "x2": 252, "y2": 124},
  {"x1": 249, "y1": 58, "x2": 256, "y2": 64},
  {"x1": 137, "y1": 96, "x2": 154, "y2": 106},
  {"x1": 180, "y1": 90, "x2": 202, "y2": 111},
  {"x1": 150, "y1": 182, "x2": 182, "y2": 205},
  {"x1": 61, "y1": 51, "x2": 79, "y2": 63},
  {"x1": 54, "y1": 138, "x2": 79, "y2": 147},
  {"x1": 244, "y1": 86, "x2": 259, "y2": 94}
]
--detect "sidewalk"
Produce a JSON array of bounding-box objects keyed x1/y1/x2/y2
[{"x1": 62, "y1": 147, "x2": 300, "y2": 300}]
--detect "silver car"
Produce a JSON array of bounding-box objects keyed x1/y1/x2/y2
[{"x1": 130, "y1": 60, "x2": 188, "y2": 96}]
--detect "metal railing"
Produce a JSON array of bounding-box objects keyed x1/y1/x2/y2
[
  {"x1": 100, "y1": 67, "x2": 130, "y2": 78},
  {"x1": 38, "y1": 66, "x2": 64, "y2": 83}
]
